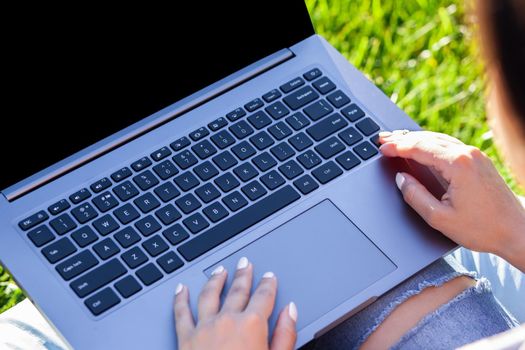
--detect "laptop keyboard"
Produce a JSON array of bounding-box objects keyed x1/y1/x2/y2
[{"x1": 17, "y1": 68, "x2": 382, "y2": 316}]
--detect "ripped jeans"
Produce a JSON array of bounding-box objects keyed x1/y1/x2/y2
[{"x1": 302, "y1": 255, "x2": 519, "y2": 349}]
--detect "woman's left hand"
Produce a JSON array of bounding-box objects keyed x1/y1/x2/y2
[{"x1": 173, "y1": 257, "x2": 297, "y2": 350}]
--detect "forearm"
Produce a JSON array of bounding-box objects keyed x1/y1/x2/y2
[{"x1": 498, "y1": 196, "x2": 525, "y2": 272}]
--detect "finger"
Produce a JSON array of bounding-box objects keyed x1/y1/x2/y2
[
  {"x1": 270, "y1": 302, "x2": 298, "y2": 350},
  {"x1": 197, "y1": 265, "x2": 228, "y2": 322},
  {"x1": 221, "y1": 257, "x2": 253, "y2": 313},
  {"x1": 173, "y1": 283, "x2": 195, "y2": 344},
  {"x1": 245, "y1": 272, "x2": 277, "y2": 319}
]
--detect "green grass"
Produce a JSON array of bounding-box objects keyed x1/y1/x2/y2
[{"x1": 0, "y1": 0, "x2": 522, "y2": 314}]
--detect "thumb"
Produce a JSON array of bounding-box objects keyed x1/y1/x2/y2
[
  {"x1": 396, "y1": 172, "x2": 450, "y2": 230},
  {"x1": 270, "y1": 302, "x2": 298, "y2": 350}
]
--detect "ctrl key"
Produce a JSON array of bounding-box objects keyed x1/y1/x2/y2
[{"x1": 85, "y1": 288, "x2": 120, "y2": 316}]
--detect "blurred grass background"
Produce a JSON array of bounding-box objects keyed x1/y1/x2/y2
[{"x1": 0, "y1": 0, "x2": 522, "y2": 314}]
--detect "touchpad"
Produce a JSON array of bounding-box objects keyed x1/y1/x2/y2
[{"x1": 204, "y1": 200, "x2": 396, "y2": 330}]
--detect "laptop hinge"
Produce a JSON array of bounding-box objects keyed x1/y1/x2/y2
[{"x1": 3, "y1": 48, "x2": 295, "y2": 202}]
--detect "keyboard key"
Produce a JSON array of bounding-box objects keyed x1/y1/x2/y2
[
  {"x1": 208, "y1": 117, "x2": 228, "y2": 131},
  {"x1": 303, "y1": 99, "x2": 333, "y2": 121},
  {"x1": 134, "y1": 193, "x2": 161, "y2": 213},
  {"x1": 71, "y1": 226, "x2": 98, "y2": 247},
  {"x1": 71, "y1": 203, "x2": 99, "y2": 224},
  {"x1": 189, "y1": 127, "x2": 209, "y2": 141},
  {"x1": 297, "y1": 150, "x2": 322, "y2": 169},
  {"x1": 153, "y1": 159, "x2": 179, "y2": 180},
  {"x1": 336, "y1": 151, "x2": 361, "y2": 170},
  {"x1": 327, "y1": 90, "x2": 351, "y2": 108},
  {"x1": 285, "y1": 112, "x2": 311, "y2": 130},
  {"x1": 179, "y1": 185, "x2": 300, "y2": 261},
  {"x1": 135, "y1": 215, "x2": 162, "y2": 236},
  {"x1": 92, "y1": 191, "x2": 119, "y2": 212},
  {"x1": 155, "y1": 204, "x2": 182, "y2": 225},
  {"x1": 90, "y1": 177, "x2": 111, "y2": 193},
  {"x1": 303, "y1": 67, "x2": 322, "y2": 81},
  {"x1": 142, "y1": 235, "x2": 169, "y2": 257},
  {"x1": 312, "y1": 161, "x2": 343, "y2": 184},
  {"x1": 195, "y1": 183, "x2": 221, "y2": 203},
  {"x1": 215, "y1": 172, "x2": 240, "y2": 192},
  {"x1": 338, "y1": 127, "x2": 363, "y2": 146},
  {"x1": 260, "y1": 170, "x2": 286, "y2": 190},
  {"x1": 315, "y1": 136, "x2": 346, "y2": 159},
  {"x1": 252, "y1": 152, "x2": 277, "y2": 172},
  {"x1": 234, "y1": 163, "x2": 259, "y2": 182},
  {"x1": 353, "y1": 141, "x2": 378, "y2": 160},
  {"x1": 19, "y1": 210, "x2": 48, "y2": 231},
  {"x1": 312, "y1": 76, "x2": 336, "y2": 94},
  {"x1": 69, "y1": 188, "x2": 91, "y2": 204},
  {"x1": 270, "y1": 142, "x2": 296, "y2": 161},
  {"x1": 250, "y1": 131, "x2": 275, "y2": 150},
  {"x1": 222, "y1": 191, "x2": 248, "y2": 211},
  {"x1": 131, "y1": 157, "x2": 152, "y2": 172},
  {"x1": 194, "y1": 161, "x2": 219, "y2": 181},
  {"x1": 231, "y1": 141, "x2": 256, "y2": 160},
  {"x1": 226, "y1": 107, "x2": 246, "y2": 122},
  {"x1": 42, "y1": 237, "x2": 77, "y2": 264},
  {"x1": 262, "y1": 89, "x2": 282, "y2": 103},
  {"x1": 210, "y1": 130, "x2": 236, "y2": 149},
  {"x1": 154, "y1": 182, "x2": 180, "y2": 202},
  {"x1": 136, "y1": 263, "x2": 163, "y2": 286},
  {"x1": 244, "y1": 98, "x2": 264, "y2": 112},
  {"x1": 283, "y1": 86, "x2": 319, "y2": 110},
  {"x1": 306, "y1": 113, "x2": 348, "y2": 141},
  {"x1": 157, "y1": 252, "x2": 184, "y2": 274},
  {"x1": 170, "y1": 136, "x2": 191, "y2": 152},
  {"x1": 278, "y1": 160, "x2": 304, "y2": 179},
  {"x1": 172, "y1": 150, "x2": 198, "y2": 169},
  {"x1": 183, "y1": 213, "x2": 210, "y2": 234},
  {"x1": 175, "y1": 193, "x2": 202, "y2": 214},
  {"x1": 341, "y1": 103, "x2": 365, "y2": 122},
  {"x1": 288, "y1": 132, "x2": 313, "y2": 152},
  {"x1": 114, "y1": 226, "x2": 141, "y2": 248},
  {"x1": 71, "y1": 258, "x2": 126, "y2": 297},
  {"x1": 268, "y1": 121, "x2": 292, "y2": 140},
  {"x1": 115, "y1": 275, "x2": 142, "y2": 298},
  {"x1": 50, "y1": 213, "x2": 77, "y2": 235},
  {"x1": 248, "y1": 110, "x2": 272, "y2": 129},
  {"x1": 48, "y1": 199, "x2": 70, "y2": 216},
  {"x1": 229, "y1": 120, "x2": 254, "y2": 139},
  {"x1": 280, "y1": 77, "x2": 305, "y2": 93},
  {"x1": 212, "y1": 151, "x2": 238, "y2": 170},
  {"x1": 113, "y1": 203, "x2": 140, "y2": 224},
  {"x1": 370, "y1": 134, "x2": 381, "y2": 148},
  {"x1": 132, "y1": 170, "x2": 160, "y2": 191},
  {"x1": 192, "y1": 140, "x2": 217, "y2": 159},
  {"x1": 113, "y1": 181, "x2": 139, "y2": 201},
  {"x1": 356, "y1": 118, "x2": 380, "y2": 136},
  {"x1": 293, "y1": 174, "x2": 319, "y2": 195},
  {"x1": 93, "y1": 238, "x2": 120, "y2": 260},
  {"x1": 174, "y1": 172, "x2": 200, "y2": 191},
  {"x1": 27, "y1": 225, "x2": 54, "y2": 247},
  {"x1": 203, "y1": 202, "x2": 229, "y2": 222},
  {"x1": 111, "y1": 167, "x2": 132, "y2": 182},
  {"x1": 265, "y1": 101, "x2": 290, "y2": 120},
  {"x1": 93, "y1": 214, "x2": 120, "y2": 236},
  {"x1": 56, "y1": 250, "x2": 98, "y2": 281},
  {"x1": 121, "y1": 246, "x2": 148, "y2": 269},
  {"x1": 241, "y1": 180, "x2": 267, "y2": 201},
  {"x1": 85, "y1": 287, "x2": 120, "y2": 316},
  {"x1": 162, "y1": 224, "x2": 190, "y2": 245}
]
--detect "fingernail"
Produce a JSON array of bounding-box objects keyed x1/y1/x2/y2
[
  {"x1": 211, "y1": 265, "x2": 225, "y2": 276},
  {"x1": 237, "y1": 256, "x2": 249, "y2": 270},
  {"x1": 378, "y1": 131, "x2": 392, "y2": 137},
  {"x1": 288, "y1": 302, "x2": 298, "y2": 322},
  {"x1": 262, "y1": 271, "x2": 275, "y2": 279},
  {"x1": 395, "y1": 172, "x2": 406, "y2": 191},
  {"x1": 175, "y1": 283, "x2": 184, "y2": 295}
]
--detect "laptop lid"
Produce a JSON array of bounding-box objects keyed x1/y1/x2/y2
[{"x1": 2, "y1": 2, "x2": 314, "y2": 196}]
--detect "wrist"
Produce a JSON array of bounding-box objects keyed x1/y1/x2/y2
[{"x1": 497, "y1": 211, "x2": 525, "y2": 273}]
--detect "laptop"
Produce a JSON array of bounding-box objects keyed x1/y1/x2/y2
[{"x1": 0, "y1": 2, "x2": 455, "y2": 349}]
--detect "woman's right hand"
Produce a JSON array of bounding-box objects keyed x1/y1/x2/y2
[{"x1": 379, "y1": 130, "x2": 525, "y2": 271}]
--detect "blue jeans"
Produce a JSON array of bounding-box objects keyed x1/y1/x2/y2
[{"x1": 302, "y1": 255, "x2": 519, "y2": 349}]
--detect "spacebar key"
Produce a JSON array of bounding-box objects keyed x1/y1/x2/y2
[{"x1": 178, "y1": 185, "x2": 301, "y2": 261}]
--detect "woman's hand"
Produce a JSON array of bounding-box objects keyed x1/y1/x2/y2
[
  {"x1": 379, "y1": 130, "x2": 525, "y2": 271},
  {"x1": 173, "y1": 257, "x2": 298, "y2": 350}
]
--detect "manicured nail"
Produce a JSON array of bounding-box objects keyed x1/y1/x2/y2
[
  {"x1": 395, "y1": 172, "x2": 406, "y2": 191},
  {"x1": 237, "y1": 257, "x2": 249, "y2": 270},
  {"x1": 288, "y1": 302, "x2": 298, "y2": 322},
  {"x1": 175, "y1": 283, "x2": 184, "y2": 295},
  {"x1": 262, "y1": 271, "x2": 275, "y2": 279},
  {"x1": 378, "y1": 131, "x2": 392, "y2": 137},
  {"x1": 211, "y1": 265, "x2": 225, "y2": 276}
]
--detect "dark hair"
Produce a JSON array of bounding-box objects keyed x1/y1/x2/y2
[{"x1": 478, "y1": 0, "x2": 525, "y2": 133}]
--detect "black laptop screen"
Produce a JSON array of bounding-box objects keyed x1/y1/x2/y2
[{"x1": 2, "y1": 2, "x2": 313, "y2": 192}]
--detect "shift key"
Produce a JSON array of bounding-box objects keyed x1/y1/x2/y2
[{"x1": 70, "y1": 258, "x2": 126, "y2": 298}]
